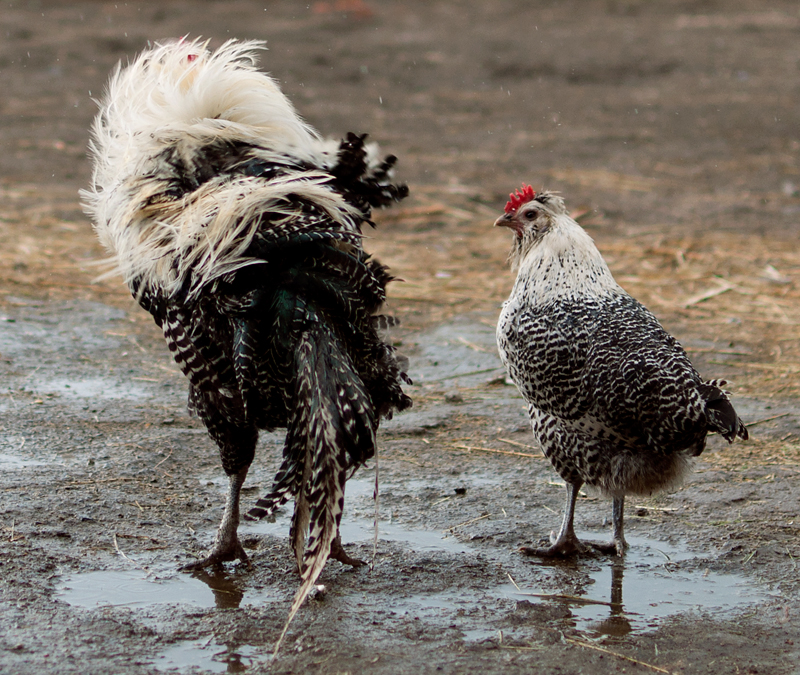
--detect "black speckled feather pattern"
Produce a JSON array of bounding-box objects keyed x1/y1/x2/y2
[
  {"x1": 134, "y1": 133, "x2": 411, "y2": 578},
  {"x1": 496, "y1": 191, "x2": 747, "y2": 501}
]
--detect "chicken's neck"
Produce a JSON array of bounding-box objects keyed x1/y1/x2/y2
[{"x1": 510, "y1": 217, "x2": 622, "y2": 305}]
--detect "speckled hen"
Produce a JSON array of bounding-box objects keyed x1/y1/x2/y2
[
  {"x1": 82, "y1": 38, "x2": 412, "y2": 636},
  {"x1": 495, "y1": 186, "x2": 748, "y2": 556}
]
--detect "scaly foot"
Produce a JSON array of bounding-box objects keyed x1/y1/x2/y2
[
  {"x1": 520, "y1": 529, "x2": 586, "y2": 557},
  {"x1": 182, "y1": 468, "x2": 251, "y2": 571},
  {"x1": 587, "y1": 536, "x2": 627, "y2": 557},
  {"x1": 329, "y1": 535, "x2": 365, "y2": 567},
  {"x1": 181, "y1": 536, "x2": 250, "y2": 571}
]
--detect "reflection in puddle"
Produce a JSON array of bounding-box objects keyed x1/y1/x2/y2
[
  {"x1": 58, "y1": 571, "x2": 266, "y2": 671},
  {"x1": 57, "y1": 496, "x2": 768, "y2": 665},
  {"x1": 57, "y1": 535, "x2": 766, "y2": 646},
  {"x1": 190, "y1": 569, "x2": 246, "y2": 610},
  {"x1": 155, "y1": 640, "x2": 257, "y2": 673},
  {"x1": 507, "y1": 536, "x2": 767, "y2": 636},
  {"x1": 592, "y1": 560, "x2": 631, "y2": 636},
  {"x1": 56, "y1": 568, "x2": 276, "y2": 611},
  {"x1": 153, "y1": 640, "x2": 254, "y2": 673},
  {"x1": 365, "y1": 536, "x2": 766, "y2": 643}
]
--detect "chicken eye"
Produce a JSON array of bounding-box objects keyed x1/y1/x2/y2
[{"x1": 523, "y1": 209, "x2": 538, "y2": 219}]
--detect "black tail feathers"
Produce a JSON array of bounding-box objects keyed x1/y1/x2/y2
[
  {"x1": 699, "y1": 379, "x2": 749, "y2": 442},
  {"x1": 331, "y1": 132, "x2": 408, "y2": 212}
]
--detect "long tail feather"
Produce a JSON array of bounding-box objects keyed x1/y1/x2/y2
[
  {"x1": 244, "y1": 380, "x2": 309, "y2": 522},
  {"x1": 372, "y1": 442, "x2": 379, "y2": 571},
  {"x1": 272, "y1": 326, "x2": 375, "y2": 655},
  {"x1": 244, "y1": 453, "x2": 300, "y2": 520},
  {"x1": 289, "y1": 442, "x2": 313, "y2": 572}
]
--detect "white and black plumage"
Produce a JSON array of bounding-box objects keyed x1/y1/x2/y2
[
  {"x1": 82, "y1": 38, "x2": 411, "y2": 628},
  {"x1": 495, "y1": 186, "x2": 748, "y2": 556}
]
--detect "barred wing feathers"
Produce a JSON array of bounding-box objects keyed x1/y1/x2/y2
[{"x1": 505, "y1": 292, "x2": 746, "y2": 461}]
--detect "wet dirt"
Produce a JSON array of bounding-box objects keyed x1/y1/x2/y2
[
  {"x1": 2, "y1": 1, "x2": 800, "y2": 674},
  {"x1": 2, "y1": 299, "x2": 799, "y2": 674}
]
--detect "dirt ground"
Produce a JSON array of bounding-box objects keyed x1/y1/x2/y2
[{"x1": 1, "y1": 1, "x2": 800, "y2": 673}]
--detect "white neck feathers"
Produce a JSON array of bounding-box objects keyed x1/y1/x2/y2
[{"x1": 511, "y1": 214, "x2": 622, "y2": 303}]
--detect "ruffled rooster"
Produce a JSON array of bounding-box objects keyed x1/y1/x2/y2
[{"x1": 82, "y1": 38, "x2": 411, "y2": 643}]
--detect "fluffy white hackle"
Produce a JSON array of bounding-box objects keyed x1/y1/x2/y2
[
  {"x1": 506, "y1": 193, "x2": 621, "y2": 304},
  {"x1": 81, "y1": 37, "x2": 363, "y2": 299}
]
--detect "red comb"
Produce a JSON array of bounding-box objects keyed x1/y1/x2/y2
[
  {"x1": 504, "y1": 184, "x2": 536, "y2": 214},
  {"x1": 176, "y1": 36, "x2": 198, "y2": 61}
]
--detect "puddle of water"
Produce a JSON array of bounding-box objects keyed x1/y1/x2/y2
[
  {"x1": 353, "y1": 535, "x2": 767, "y2": 643},
  {"x1": 462, "y1": 628, "x2": 500, "y2": 642},
  {"x1": 36, "y1": 377, "x2": 151, "y2": 401},
  {"x1": 58, "y1": 571, "x2": 267, "y2": 671},
  {"x1": 154, "y1": 640, "x2": 258, "y2": 673},
  {"x1": 59, "y1": 487, "x2": 766, "y2": 649},
  {"x1": 244, "y1": 476, "x2": 472, "y2": 555},
  {"x1": 0, "y1": 452, "x2": 47, "y2": 470},
  {"x1": 245, "y1": 477, "x2": 766, "y2": 637},
  {"x1": 56, "y1": 568, "x2": 280, "y2": 612},
  {"x1": 246, "y1": 510, "x2": 471, "y2": 555},
  {"x1": 56, "y1": 570, "x2": 221, "y2": 609},
  {"x1": 504, "y1": 535, "x2": 768, "y2": 636}
]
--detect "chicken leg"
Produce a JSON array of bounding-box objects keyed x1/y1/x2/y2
[
  {"x1": 183, "y1": 466, "x2": 251, "y2": 570},
  {"x1": 521, "y1": 481, "x2": 585, "y2": 557}
]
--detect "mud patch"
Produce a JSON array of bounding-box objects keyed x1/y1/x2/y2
[{"x1": 1, "y1": 299, "x2": 797, "y2": 675}]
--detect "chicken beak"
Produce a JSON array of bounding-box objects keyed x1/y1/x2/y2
[
  {"x1": 494, "y1": 212, "x2": 522, "y2": 236},
  {"x1": 494, "y1": 213, "x2": 512, "y2": 228}
]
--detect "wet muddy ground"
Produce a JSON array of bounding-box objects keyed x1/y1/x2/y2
[
  {"x1": 2, "y1": 300, "x2": 800, "y2": 674},
  {"x1": 2, "y1": 0, "x2": 800, "y2": 673}
]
